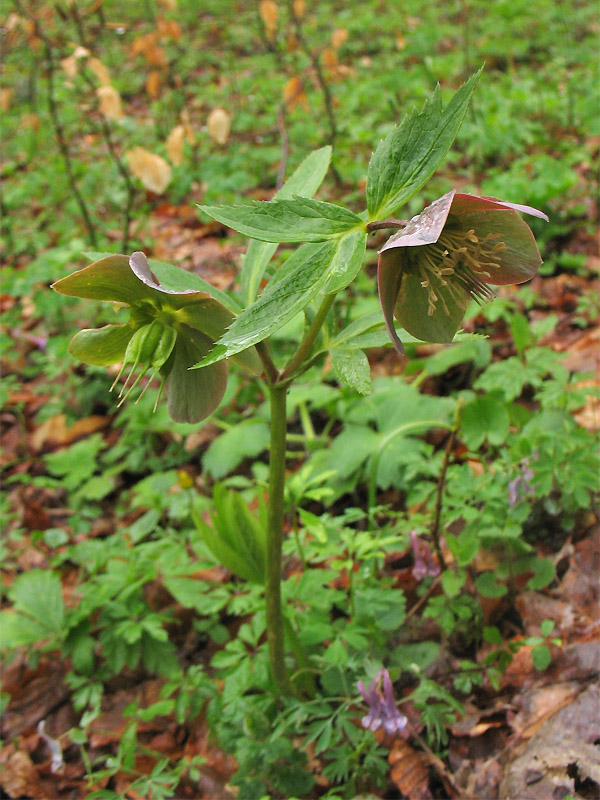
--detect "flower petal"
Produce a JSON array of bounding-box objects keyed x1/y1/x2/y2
[
  {"x1": 395, "y1": 265, "x2": 469, "y2": 342},
  {"x1": 165, "y1": 325, "x2": 227, "y2": 423},
  {"x1": 449, "y1": 207, "x2": 543, "y2": 285},
  {"x1": 129, "y1": 251, "x2": 212, "y2": 308},
  {"x1": 377, "y1": 249, "x2": 406, "y2": 355},
  {"x1": 52, "y1": 255, "x2": 156, "y2": 305},
  {"x1": 379, "y1": 190, "x2": 455, "y2": 252},
  {"x1": 68, "y1": 324, "x2": 134, "y2": 366}
]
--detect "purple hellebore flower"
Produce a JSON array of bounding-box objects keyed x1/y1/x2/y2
[
  {"x1": 377, "y1": 190, "x2": 548, "y2": 354},
  {"x1": 410, "y1": 530, "x2": 440, "y2": 581},
  {"x1": 357, "y1": 668, "x2": 407, "y2": 735}
]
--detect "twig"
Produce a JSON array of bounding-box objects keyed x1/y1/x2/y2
[
  {"x1": 286, "y1": 0, "x2": 342, "y2": 184},
  {"x1": 14, "y1": 0, "x2": 98, "y2": 247},
  {"x1": 276, "y1": 103, "x2": 289, "y2": 190},
  {"x1": 430, "y1": 399, "x2": 464, "y2": 570},
  {"x1": 78, "y1": 65, "x2": 136, "y2": 251},
  {"x1": 366, "y1": 219, "x2": 408, "y2": 232}
]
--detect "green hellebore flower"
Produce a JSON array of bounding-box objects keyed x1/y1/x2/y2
[
  {"x1": 378, "y1": 190, "x2": 548, "y2": 354},
  {"x1": 52, "y1": 252, "x2": 261, "y2": 423}
]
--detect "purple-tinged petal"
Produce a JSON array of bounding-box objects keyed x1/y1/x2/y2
[
  {"x1": 379, "y1": 191, "x2": 455, "y2": 253},
  {"x1": 129, "y1": 251, "x2": 213, "y2": 308},
  {"x1": 165, "y1": 325, "x2": 227, "y2": 423},
  {"x1": 52, "y1": 255, "x2": 155, "y2": 306},
  {"x1": 480, "y1": 196, "x2": 549, "y2": 222}
]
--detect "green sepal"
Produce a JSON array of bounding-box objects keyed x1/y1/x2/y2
[{"x1": 68, "y1": 324, "x2": 134, "y2": 366}]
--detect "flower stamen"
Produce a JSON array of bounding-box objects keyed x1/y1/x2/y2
[{"x1": 417, "y1": 227, "x2": 506, "y2": 314}]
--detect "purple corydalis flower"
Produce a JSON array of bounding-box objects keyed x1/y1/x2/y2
[
  {"x1": 357, "y1": 668, "x2": 407, "y2": 735},
  {"x1": 508, "y1": 458, "x2": 536, "y2": 507},
  {"x1": 410, "y1": 530, "x2": 440, "y2": 580},
  {"x1": 377, "y1": 190, "x2": 548, "y2": 354}
]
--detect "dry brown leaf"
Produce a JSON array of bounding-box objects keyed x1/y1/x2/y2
[
  {"x1": 88, "y1": 56, "x2": 111, "y2": 86},
  {"x1": 331, "y1": 27, "x2": 349, "y2": 49},
  {"x1": 389, "y1": 739, "x2": 431, "y2": 799},
  {"x1": 207, "y1": 108, "x2": 231, "y2": 145},
  {"x1": 0, "y1": 744, "x2": 47, "y2": 800},
  {"x1": 180, "y1": 109, "x2": 195, "y2": 143},
  {"x1": 259, "y1": 0, "x2": 278, "y2": 40},
  {"x1": 396, "y1": 31, "x2": 407, "y2": 49},
  {"x1": 322, "y1": 47, "x2": 339, "y2": 71},
  {"x1": 144, "y1": 39, "x2": 167, "y2": 68},
  {"x1": 282, "y1": 76, "x2": 308, "y2": 110},
  {"x1": 512, "y1": 681, "x2": 580, "y2": 740},
  {"x1": 60, "y1": 55, "x2": 78, "y2": 78},
  {"x1": 158, "y1": 0, "x2": 177, "y2": 8},
  {"x1": 166, "y1": 124, "x2": 185, "y2": 165},
  {"x1": 146, "y1": 69, "x2": 162, "y2": 98},
  {"x1": 96, "y1": 85, "x2": 123, "y2": 120},
  {"x1": 157, "y1": 16, "x2": 182, "y2": 40},
  {"x1": 293, "y1": 0, "x2": 305, "y2": 16},
  {"x1": 127, "y1": 147, "x2": 172, "y2": 194}
]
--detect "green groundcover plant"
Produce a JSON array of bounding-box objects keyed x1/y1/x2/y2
[{"x1": 41, "y1": 68, "x2": 566, "y2": 795}]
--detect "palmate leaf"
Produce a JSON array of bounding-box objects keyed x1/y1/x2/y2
[
  {"x1": 200, "y1": 196, "x2": 363, "y2": 243},
  {"x1": 241, "y1": 146, "x2": 332, "y2": 304},
  {"x1": 366, "y1": 67, "x2": 482, "y2": 220}
]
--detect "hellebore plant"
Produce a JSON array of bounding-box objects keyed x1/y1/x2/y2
[{"x1": 53, "y1": 69, "x2": 547, "y2": 698}]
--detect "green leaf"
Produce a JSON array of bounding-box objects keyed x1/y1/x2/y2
[
  {"x1": 68, "y1": 324, "x2": 134, "y2": 366},
  {"x1": 192, "y1": 241, "x2": 336, "y2": 367},
  {"x1": 241, "y1": 146, "x2": 332, "y2": 303},
  {"x1": 525, "y1": 556, "x2": 555, "y2": 590},
  {"x1": 366, "y1": 68, "x2": 482, "y2": 219},
  {"x1": 330, "y1": 348, "x2": 372, "y2": 395},
  {"x1": 200, "y1": 196, "x2": 362, "y2": 243},
  {"x1": 203, "y1": 420, "x2": 270, "y2": 479},
  {"x1": 475, "y1": 572, "x2": 507, "y2": 598},
  {"x1": 9, "y1": 570, "x2": 65, "y2": 641},
  {"x1": 461, "y1": 395, "x2": 510, "y2": 449},
  {"x1": 322, "y1": 231, "x2": 367, "y2": 293},
  {"x1": 193, "y1": 486, "x2": 266, "y2": 584},
  {"x1": 540, "y1": 619, "x2": 555, "y2": 637},
  {"x1": 532, "y1": 644, "x2": 552, "y2": 671},
  {"x1": 441, "y1": 569, "x2": 466, "y2": 598}
]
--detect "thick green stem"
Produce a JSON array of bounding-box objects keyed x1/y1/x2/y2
[
  {"x1": 281, "y1": 293, "x2": 336, "y2": 381},
  {"x1": 265, "y1": 383, "x2": 295, "y2": 695}
]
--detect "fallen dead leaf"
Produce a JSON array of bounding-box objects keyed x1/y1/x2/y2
[
  {"x1": 166, "y1": 124, "x2": 185, "y2": 165},
  {"x1": 511, "y1": 681, "x2": 581, "y2": 740},
  {"x1": 127, "y1": 147, "x2": 172, "y2": 194},
  {"x1": 97, "y1": 85, "x2": 123, "y2": 119},
  {"x1": 500, "y1": 683, "x2": 600, "y2": 800},
  {"x1": 388, "y1": 739, "x2": 431, "y2": 800},
  {"x1": 88, "y1": 56, "x2": 111, "y2": 86},
  {"x1": 29, "y1": 413, "x2": 110, "y2": 452},
  {"x1": 259, "y1": 0, "x2": 278, "y2": 40},
  {"x1": 207, "y1": 108, "x2": 231, "y2": 145},
  {"x1": 0, "y1": 742, "x2": 51, "y2": 799}
]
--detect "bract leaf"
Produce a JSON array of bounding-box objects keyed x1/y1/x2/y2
[
  {"x1": 200, "y1": 196, "x2": 362, "y2": 243},
  {"x1": 68, "y1": 324, "x2": 134, "y2": 366},
  {"x1": 192, "y1": 241, "x2": 336, "y2": 368},
  {"x1": 330, "y1": 348, "x2": 372, "y2": 395},
  {"x1": 323, "y1": 230, "x2": 367, "y2": 294},
  {"x1": 166, "y1": 326, "x2": 227, "y2": 423},
  {"x1": 241, "y1": 146, "x2": 332, "y2": 303},
  {"x1": 366, "y1": 67, "x2": 482, "y2": 219}
]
